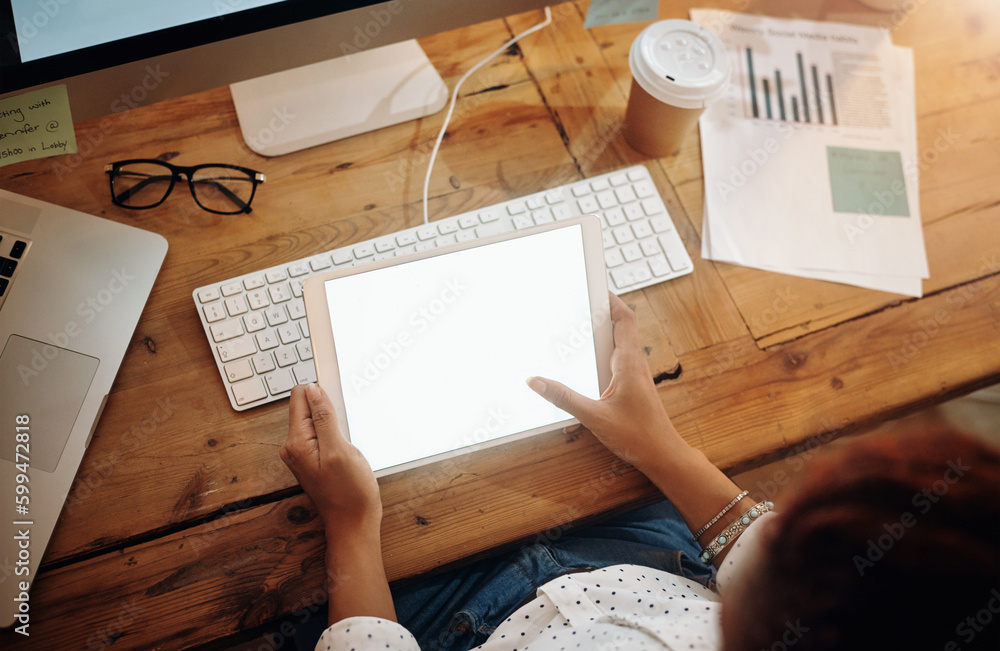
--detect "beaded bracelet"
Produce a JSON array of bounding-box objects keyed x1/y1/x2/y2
[
  {"x1": 698, "y1": 500, "x2": 774, "y2": 564},
  {"x1": 691, "y1": 490, "x2": 749, "y2": 542}
]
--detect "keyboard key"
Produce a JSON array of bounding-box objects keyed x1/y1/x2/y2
[
  {"x1": 627, "y1": 168, "x2": 645, "y2": 181},
  {"x1": 640, "y1": 238, "x2": 661, "y2": 257},
  {"x1": 221, "y1": 282, "x2": 242, "y2": 297},
  {"x1": 265, "y1": 306, "x2": 288, "y2": 326},
  {"x1": 224, "y1": 359, "x2": 254, "y2": 383},
  {"x1": 609, "y1": 173, "x2": 628, "y2": 187},
  {"x1": 615, "y1": 186, "x2": 637, "y2": 204},
  {"x1": 417, "y1": 226, "x2": 437, "y2": 241},
  {"x1": 596, "y1": 191, "x2": 618, "y2": 210},
  {"x1": 551, "y1": 204, "x2": 572, "y2": 220},
  {"x1": 604, "y1": 207, "x2": 626, "y2": 227},
  {"x1": 268, "y1": 282, "x2": 292, "y2": 303},
  {"x1": 288, "y1": 261, "x2": 311, "y2": 277},
  {"x1": 526, "y1": 195, "x2": 545, "y2": 210},
  {"x1": 544, "y1": 188, "x2": 563, "y2": 204},
  {"x1": 225, "y1": 295, "x2": 248, "y2": 316},
  {"x1": 632, "y1": 221, "x2": 653, "y2": 240},
  {"x1": 210, "y1": 319, "x2": 244, "y2": 343},
  {"x1": 243, "y1": 275, "x2": 265, "y2": 290},
  {"x1": 612, "y1": 226, "x2": 634, "y2": 245},
  {"x1": 437, "y1": 221, "x2": 458, "y2": 235},
  {"x1": 232, "y1": 377, "x2": 267, "y2": 406},
  {"x1": 247, "y1": 289, "x2": 269, "y2": 310},
  {"x1": 532, "y1": 209, "x2": 554, "y2": 225},
  {"x1": 634, "y1": 180, "x2": 657, "y2": 198},
  {"x1": 435, "y1": 234, "x2": 457, "y2": 247},
  {"x1": 10, "y1": 240, "x2": 26, "y2": 259},
  {"x1": 506, "y1": 201, "x2": 526, "y2": 215},
  {"x1": 296, "y1": 340, "x2": 313, "y2": 361},
  {"x1": 265, "y1": 370, "x2": 295, "y2": 395},
  {"x1": 310, "y1": 256, "x2": 332, "y2": 271},
  {"x1": 353, "y1": 244, "x2": 375, "y2": 259},
  {"x1": 513, "y1": 215, "x2": 534, "y2": 230},
  {"x1": 256, "y1": 330, "x2": 279, "y2": 351},
  {"x1": 611, "y1": 264, "x2": 652, "y2": 290},
  {"x1": 396, "y1": 232, "x2": 418, "y2": 246},
  {"x1": 275, "y1": 346, "x2": 298, "y2": 368},
  {"x1": 605, "y1": 249, "x2": 625, "y2": 268},
  {"x1": 456, "y1": 231, "x2": 476, "y2": 243},
  {"x1": 458, "y1": 214, "x2": 479, "y2": 229},
  {"x1": 650, "y1": 216, "x2": 673, "y2": 233},
  {"x1": 577, "y1": 196, "x2": 599, "y2": 214},
  {"x1": 621, "y1": 243, "x2": 642, "y2": 263},
  {"x1": 287, "y1": 298, "x2": 306, "y2": 320},
  {"x1": 244, "y1": 311, "x2": 267, "y2": 332},
  {"x1": 479, "y1": 209, "x2": 499, "y2": 223},
  {"x1": 571, "y1": 183, "x2": 591, "y2": 197},
  {"x1": 293, "y1": 363, "x2": 317, "y2": 384},
  {"x1": 624, "y1": 203, "x2": 645, "y2": 221},
  {"x1": 591, "y1": 178, "x2": 610, "y2": 192},
  {"x1": 642, "y1": 198, "x2": 663, "y2": 216},
  {"x1": 203, "y1": 303, "x2": 226, "y2": 323},
  {"x1": 332, "y1": 250, "x2": 352, "y2": 265},
  {"x1": 649, "y1": 255, "x2": 672, "y2": 278},
  {"x1": 252, "y1": 353, "x2": 276, "y2": 374},
  {"x1": 374, "y1": 238, "x2": 396, "y2": 253},
  {"x1": 0, "y1": 278, "x2": 7, "y2": 296},
  {"x1": 277, "y1": 324, "x2": 300, "y2": 345},
  {"x1": 218, "y1": 336, "x2": 257, "y2": 362},
  {"x1": 602, "y1": 230, "x2": 615, "y2": 249},
  {"x1": 197, "y1": 287, "x2": 220, "y2": 303},
  {"x1": 476, "y1": 222, "x2": 503, "y2": 238},
  {"x1": 659, "y1": 235, "x2": 692, "y2": 272}
]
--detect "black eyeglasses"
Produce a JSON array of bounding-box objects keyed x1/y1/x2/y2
[{"x1": 105, "y1": 159, "x2": 266, "y2": 214}]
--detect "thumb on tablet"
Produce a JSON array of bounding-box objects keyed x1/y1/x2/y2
[{"x1": 527, "y1": 376, "x2": 594, "y2": 422}]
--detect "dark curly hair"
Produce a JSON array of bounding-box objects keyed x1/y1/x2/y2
[{"x1": 722, "y1": 425, "x2": 1000, "y2": 650}]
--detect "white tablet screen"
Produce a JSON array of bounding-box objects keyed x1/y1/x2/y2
[{"x1": 320, "y1": 224, "x2": 601, "y2": 472}]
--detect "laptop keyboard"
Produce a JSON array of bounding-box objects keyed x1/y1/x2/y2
[
  {"x1": 0, "y1": 230, "x2": 30, "y2": 312},
  {"x1": 193, "y1": 164, "x2": 693, "y2": 411}
]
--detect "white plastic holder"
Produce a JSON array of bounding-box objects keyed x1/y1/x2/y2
[{"x1": 230, "y1": 39, "x2": 448, "y2": 157}]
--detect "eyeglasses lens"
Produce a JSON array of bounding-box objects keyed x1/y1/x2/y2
[
  {"x1": 191, "y1": 167, "x2": 256, "y2": 213},
  {"x1": 112, "y1": 162, "x2": 174, "y2": 208}
]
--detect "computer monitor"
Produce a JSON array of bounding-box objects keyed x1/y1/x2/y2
[{"x1": 0, "y1": 0, "x2": 551, "y2": 155}]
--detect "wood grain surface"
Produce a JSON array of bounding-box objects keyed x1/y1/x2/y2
[{"x1": 1, "y1": 1, "x2": 997, "y2": 648}]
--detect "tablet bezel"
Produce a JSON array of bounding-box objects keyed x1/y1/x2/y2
[{"x1": 302, "y1": 214, "x2": 613, "y2": 476}]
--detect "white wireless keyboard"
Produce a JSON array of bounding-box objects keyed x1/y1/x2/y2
[{"x1": 193, "y1": 164, "x2": 693, "y2": 410}]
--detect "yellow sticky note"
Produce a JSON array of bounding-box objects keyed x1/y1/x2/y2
[{"x1": 0, "y1": 85, "x2": 78, "y2": 167}]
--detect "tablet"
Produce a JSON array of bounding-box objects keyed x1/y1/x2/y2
[{"x1": 302, "y1": 215, "x2": 613, "y2": 476}]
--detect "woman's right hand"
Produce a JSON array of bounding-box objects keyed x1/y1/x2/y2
[{"x1": 527, "y1": 292, "x2": 683, "y2": 470}]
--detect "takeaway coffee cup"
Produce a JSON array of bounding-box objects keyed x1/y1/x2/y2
[{"x1": 625, "y1": 19, "x2": 731, "y2": 157}]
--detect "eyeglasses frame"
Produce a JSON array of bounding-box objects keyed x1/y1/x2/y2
[{"x1": 104, "y1": 159, "x2": 266, "y2": 214}]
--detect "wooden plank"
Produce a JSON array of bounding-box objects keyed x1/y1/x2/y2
[{"x1": 6, "y1": 265, "x2": 997, "y2": 651}]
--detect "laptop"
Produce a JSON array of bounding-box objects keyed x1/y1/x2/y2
[
  {"x1": 303, "y1": 215, "x2": 614, "y2": 477},
  {"x1": 0, "y1": 190, "x2": 167, "y2": 629}
]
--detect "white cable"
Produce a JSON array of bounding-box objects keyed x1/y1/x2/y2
[{"x1": 422, "y1": 7, "x2": 553, "y2": 225}]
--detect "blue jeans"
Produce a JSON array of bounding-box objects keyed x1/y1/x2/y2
[{"x1": 295, "y1": 499, "x2": 715, "y2": 651}]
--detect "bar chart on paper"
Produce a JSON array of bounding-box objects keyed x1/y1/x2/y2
[{"x1": 743, "y1": 47, "x2": 838, "y2": 126}]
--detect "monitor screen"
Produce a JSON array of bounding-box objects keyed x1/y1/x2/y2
[{"x1": 0, "y1": 0, "x2": 550, "y2": 121}]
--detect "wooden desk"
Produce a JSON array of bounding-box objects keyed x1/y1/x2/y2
[{"x1": 2, "y1": 1, "x2": 998, "y2": 648}]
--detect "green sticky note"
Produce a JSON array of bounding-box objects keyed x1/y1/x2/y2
[
  {"x1": 585, "y1": 0, "x2": 659, "y2": 29},
  {"x1": 827, "y1": 146, "x2": 910, "y2": 218},
  {"x1": 0, "y1": 85, "x2": 78, "y2": 167}
]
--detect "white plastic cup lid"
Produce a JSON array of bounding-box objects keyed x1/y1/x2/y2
[{"x1": 629, "y1": 19, "x2": 731, "y2": 110}]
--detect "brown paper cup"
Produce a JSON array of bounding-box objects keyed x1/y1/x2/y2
[{"x1": 624, "y1": 20, "x2": 731, "y2": 158}]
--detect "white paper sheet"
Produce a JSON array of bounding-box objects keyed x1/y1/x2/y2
[{"x1": 692, "y1": 10, "x2": 927, "y2": 296}]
